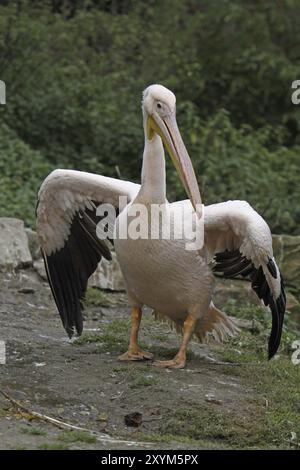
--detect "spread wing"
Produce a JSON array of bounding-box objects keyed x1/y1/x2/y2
[
  {"x1": 36, "y1": 169, "x2": 140, "y2": 337},
  {"x1": 204, "y1": 200, "x2": 286, "y2": 359}
]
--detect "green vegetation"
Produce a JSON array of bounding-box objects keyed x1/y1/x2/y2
[
  {"x1": 0, "y1": 407, "x2": 11, "y2": 418},
  {"x1": 131, "y1": 325, "x2": 300, "y2": 449},
  {"x1": 205, "y1": 328, "x2": 300, "y2": 448},
  {"x1": 152, "y1": 306, "x2": 300, "y2": 449},
  {"x1": 83, "y1": 287, "x2": 111, "y2": 308},
  {"x1": 129, "y1": 374, "x2": 159, "y2": 389},
  {"x1": 0, "y1": 1, "x2": 299, "y2": 233},
  {"x1": 0, "y1": 123, "x2": 51, "y2": 227},
  {"x1": 74, "y1": 318, "x2": 131, "y2": 351},
  {"x1": 21, "y1": 426, "x2": 47, "y2": 436},
  {"x1": 71, "y1": 301, "x2": 300, "y2": 449},
  {"x1": 38, "y1": 442, "x2": 70, "y2": 450},
  {"x1": 58, "y1": 430, "x2": 97, "y2": 444}
]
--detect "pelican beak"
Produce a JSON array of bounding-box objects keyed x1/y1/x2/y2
[{"x1": 148, "y1": 112, "x2": 202, "y2": 218}]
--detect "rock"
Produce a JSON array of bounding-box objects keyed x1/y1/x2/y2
[
  {"x1": 33, "y1": 259, "x2": 47, "y2": 281},
  {"x1": 34, "y1": 248, "x2": 125, "y2": 290},
  {"x1": 234, "y1": 318, "x2": 262, "y2": 334},
  {"x1": 89, "y1": 252, "x2": 125, "y2": 291},
  {"x1": 25, "y1": 228, "x2": 41, "y2": 261},
  {"x1": 214, "y1": 277, "x2": 260, "y2": 307},
  {"x1": 18, "y1": 287, "x2": 36, "y2": 294},
  {"x1": 0, "y1": 218, "x2": 32, "y2": 269},
  {"x1": 273, "y1": 234, "x2": 300, "y2": 296},
  {"x1": 286, "y1": 291, "x2": 300, "y2": 314},
  {"x1": 205, "y1": 393, "x2": 223, "y2": 405},
  {"x1": 124, "y1": 412, "x2": 143, "y2": 427}
]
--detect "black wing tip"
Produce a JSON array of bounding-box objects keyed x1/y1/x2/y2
[
  {"x1": 267, "y1": 288, "x2": 286, "y2": 360},
  {"x1": 66, "y1": 327, "x2": 74, "y2": 339},
  {"x1": 44, "y1": 207, "x2": 108, "y2": 338},
  {"x1": 65, "y1": 323, "x2": 83, "y2": 338},
  {"x1": 267, "y1": 258, "x2": 277, "y2": 279},
  {"x1": 268, "y1": 334, "x2": 281, "y2": 360},
  {"x1": 213, "y1": 249, "x2": 286, "y2": 361},
  {"x1": 268, "y1": 345, "x2": 278, "y2": 360}
]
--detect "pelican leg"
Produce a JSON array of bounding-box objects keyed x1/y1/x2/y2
[
  {"x1": 118, "y1": 307, "x2": 153, "y2": 361},
  {"x1": 153, "y1": 313, "x2": 197, "y2": 369}
]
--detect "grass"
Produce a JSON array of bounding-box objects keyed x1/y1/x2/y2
[
  {"x1": 129, "y1": 375, "x2": 159, "y2": 389},
  {"x1": 73, "y1": 300, "x2": 300, "y2": 449},
  {"x1": 37, "y1": 431, "x2": 97, "y2": 450},
  {"x1": 83, "y1": 288, "x2": 111, "y2": 308},
  {"x1": 136, "y1": 432, "x2": 227, "y2": 449},
  {"x1": 38, "y1": 443, "x2": 70, "y2": 450},
  {"x1": 74, "y1": 318, "x2": 149, "y2": 353},
  {"x1": 112, "y1": 365, "x2": 130, "y2": 373},
  {"x1": 21, "y1": 426, "x2": 47, "y2": 436},
  {"x1": 127, "y1": 303, "x2": 300, "y2": 450},
  {"x1": 0, "y1": 407, "x2": 11, "y2": 418},
  {"x1": 142, "y1": 350, "x2": 300, "y2": 449},
  {"x1": 175, "y1": 307, "x2": 300, "y2": 449},
  {"x1": 58, "y1": 430, "x2": 97, "y2": 444},
  {"x1": 74, "y1": 318, "x2": 130, "y2": 348}
]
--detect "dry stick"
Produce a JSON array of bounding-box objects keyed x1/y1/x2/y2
[{"x1": 0, "y1": 389, "x2": 149, "y2": 447}]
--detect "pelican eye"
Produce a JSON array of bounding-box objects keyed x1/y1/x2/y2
[{"x1": 157, "y1": 102, "x2": 162, "y2": 109}]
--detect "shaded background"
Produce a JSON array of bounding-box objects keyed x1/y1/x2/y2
[{"x1": 0, "y1": 0, "x2": 299, "y2": 232}]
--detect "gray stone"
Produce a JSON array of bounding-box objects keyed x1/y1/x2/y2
[
  {"x1": 0, "y1": 218, "x2": 32, "y2": 269},
  {"x1": 25, "y1": 228, "x2": 41, "y2": 261},
  {"x1": 273, "y1": 234, "x2": 300, "y2": 295},
  {"x1": 33, "y1": 249, "x2": 126, "y2": 291},
  {"x1": 89, "y1": 252, "x2": 125, "y2": 291},
  {"x1": 214, "y1": 277, "x2": 260, "y2": 307},
  {"x1": 33, "y1": 259, "x2": 47, "y2": 281}
]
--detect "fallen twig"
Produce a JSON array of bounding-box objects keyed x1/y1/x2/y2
[{"x1": 0, "y1": 389, "x2": 150, "y2": 447}]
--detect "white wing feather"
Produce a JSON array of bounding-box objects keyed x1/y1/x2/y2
[{"x1": 37, "y1": 169, "x2": 140, "y2": 255}]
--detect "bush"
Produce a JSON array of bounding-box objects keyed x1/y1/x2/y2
[
  {"x1": 0, "y1": 0, "x2": 299, "y2": 233},
  {"x1": 0, "y1": 123, "x2": 52, "y2": 227}
]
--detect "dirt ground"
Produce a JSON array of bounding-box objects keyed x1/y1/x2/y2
[{"x1": 0, "y1": 268, "x2": 299, "y2": 450}]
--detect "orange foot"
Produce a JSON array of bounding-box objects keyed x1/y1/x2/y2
[
  {"x1": 152, "y1": 356, "x2": 186, "y2": 369},
  {"x1": 118, "y1": 347, "x2": 153, "y2": 362}
]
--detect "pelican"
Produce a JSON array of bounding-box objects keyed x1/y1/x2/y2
[{"x1": 37, "y1": 84, "x2": 286, "y2": 368}]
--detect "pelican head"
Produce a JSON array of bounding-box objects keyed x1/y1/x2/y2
[{"x1": 142, "y1": 84, "x2": 202, "y2": 217}]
